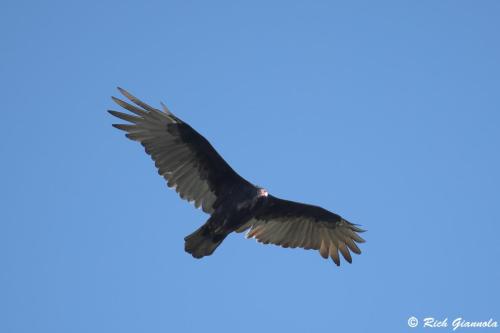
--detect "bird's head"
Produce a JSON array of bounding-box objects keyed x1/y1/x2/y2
[{"x1": 257, "y1": 187, "x2": 269, "y2": 198}]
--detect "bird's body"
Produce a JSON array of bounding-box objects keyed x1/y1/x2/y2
[
  {"x1": 109, "y1": 88, "x2": 365, "y2": 265},
  {"x1": 185, "y1": 186, "x2": 265, "y2": 258}
]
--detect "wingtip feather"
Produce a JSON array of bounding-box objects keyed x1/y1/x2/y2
[
  {"x1": 160, "y1": 101, "x2": 172, "y2": 114},
  {"x1": 117, "y1": 86, "x2": 127, "y2": 95},
  {"x1": 117, "y1": 87, "x2": 138, "y2": 103}
]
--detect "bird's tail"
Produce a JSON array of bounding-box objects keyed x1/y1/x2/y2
[{"x1": 184, "y1": 224, "x2": 227, "y2": 259}]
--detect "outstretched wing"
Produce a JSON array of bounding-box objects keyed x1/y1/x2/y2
[
  {"x1": 236, "y1": 195, "x2": 365, "y2": 265},
  {"x1": 109, "y1": 87, "x2": 252, "y2": 214}
]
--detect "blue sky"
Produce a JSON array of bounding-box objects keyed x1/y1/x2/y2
[{"x1": 1, "y1": 1, "x2": 499, "y2": 332}]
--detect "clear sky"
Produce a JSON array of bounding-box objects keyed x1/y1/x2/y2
[{"x1": 1, "y1": 1, "x2": 499, "y2": 332}]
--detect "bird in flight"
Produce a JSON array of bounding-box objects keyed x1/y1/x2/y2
[{"x1": 109, "y1": 88, "x2": 365, "y2": 265}]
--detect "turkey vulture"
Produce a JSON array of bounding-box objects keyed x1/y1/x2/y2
[{"x1": 109, "y1": 88, "x2": 365, "y2": 265}]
